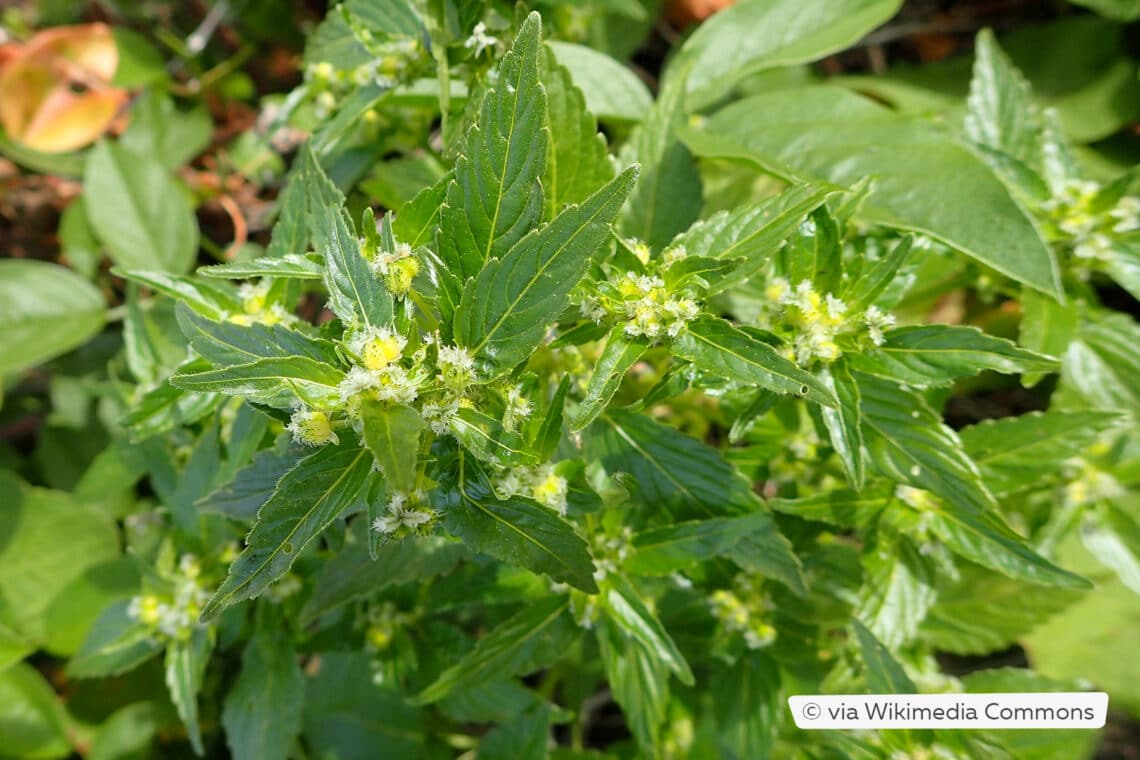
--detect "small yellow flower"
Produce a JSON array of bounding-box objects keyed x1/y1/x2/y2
[
  {"x1": 287, "y1": 408, "x2": 338, "y2": 447},
  {"x1": 384, "y1": 256, "x2": 420, "y2": 297}
]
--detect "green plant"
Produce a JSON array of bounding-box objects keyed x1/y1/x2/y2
[{"x1": 4, "y1": 1, "x2": 1140, "y2": 758}]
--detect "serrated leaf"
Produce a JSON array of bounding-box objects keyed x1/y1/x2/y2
[
  {"x1": 301, "y1": 525, "x2": 466, "y2": 624},
  {"x1": 819, "y1": 360, "x2": 865, "y2": 488},
  {"x1": 682, "y1": 86, "x2": 1062, "y2": 297},
  {"x1": 619, "y1": 72, "x2": 701, "y2": 250},
  {"x1": 710, "y1": 652, "x2": 779, "y2": 760},
  {"x1": 596, "y1": 613, "x2": 669, "y2": 753},
  {"x1": 673, "y1": 316, "x2": 837, "y2": 407},
  {"x1": 585, "y1": 412, "x2": 807, "y2": 593},
  {"x1": 165, "y1": 626, "x2": 213, "y2": 755},
  {"x1": 959, "y1": 410, "x2": 1123, "y2": 497},
  {"x1": 602, "y1": 575, "x2": 693, "y2": 685},
  {"x1": 171, "y1": 356, "x2": 346, "y2": 409},
  {"x1": 451, "y1": 408, "x2": 539, "y2": 468},
  {"x1": 67, "y1": 600, "x2": 162, "y2": 678},
  {"x1": 856, "y1": 373, "x2": 1088, "y2": 588},
  {"x1": 441, "y1": 461, "x2": 597, "y2": 592},
  {"x1": 176, "y1": 303, "x2": 340, "y2": 368},
  {"x1": 570, "y1": 327, "x2": 647, "y2": 432},
  {"x1": 769, "y1": 487, "x2": 892, "y2": 528},
  {"x1": 198, "y1": 254, "x2": 324, "y2": 280},
  {"x1": 628, "y1": 512, "x2": 785, "y2": 577},
  {"x1": 393, "y1": 171, "x2": 449, "y2": 248},
  {"x1": 920, "y1": 563, "x2": 1084, "y2": 655},
  {"x1": 1059, "y1": 313, "x2": 1140, "y2": 419},
  {"x1": 360, "y1": 401, "x2": 422, "y2": 493},
  {"x1": 85, "y1": 140, "x2": 198, "y2": 273},
  {"x1": 455, "y1": 167, "x2": 637, "y2": 371},
  {"x1": 855, "y1": 534, "x2": 936, "y2": 649},
  {"x1": 414, "y1": 596, "x2": 573, "y2": 704},
  {"x1": 844, "y1": 235, "x2": 914, "y2": 311},
  {"x1": 965, "y1": 29, "x2": 1042, "y2": 170},
  {"x1": 669, "y1": 183, "x2": 831, "y2": 293},
  {"x1": 201, "y1": 443, "x2": 372, "y2": 620},
  {"x1": 784, "y1": 205, "x2": 842, "y2": 294},
  {"x1": 852, "y1": 619, "x2": 915, "y2": 694},
  {"x1": 440, "y1": 13, "x2": 547, "y2": 281},
  {"x1": 120, "y1": 270, "x2": 239, "y2": 320},
  {"x1": 319, "y1": 204, "x2": 393, "y2": 329},
  {"x1": 541, "y1": 45, "x2": 614, "y2": 217},
  {"x1": 849, "y1": 324, "x2": 1057, "y2": 387},
  {"x1": 221, "y1": 625, "x2": 303, "y2": 760},
  {"x1": 536, "y1": 377, "x2": 570, "y2": 461},
  {"x1": 1082, "y1": 504, "x2": 1140, "y2": 595},
  {"x1": 197, "y1": 446, "x2": 304, "y2": 522}
]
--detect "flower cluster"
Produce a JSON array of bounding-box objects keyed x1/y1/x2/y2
[
  {"x1": 366, "y1": 241, "x2": 421, "y2": 297},
  {"x1": 127, "y1": 554, "x2": 212, "y2": 642},
  {"x1": 463, "y1": 22, "x2": 499, "y2": 58},
  {"x1": 578, "y1": 247, "x2": 702, "y2": 343},
  {"x1": 590, "y1": 525, "x2": 634, "y2": 582},
  {"x1": 1039, "y1": 180, "x2": 1140, "y2": 269},
  {"x1": 372, "y1": 491, "x2": 436, "y2": 537},
  {"x1": 1062, "y1": 460, "x2": 1124, "y2": 509},
  {"x1": 708, "y1": 573, "x2": 776, "y2": 650},
  {"x1": 225, "y1": 281, "x2": 297, "y2": 327},
  {"x1": 764, "y1": 278, "x2": 896, "y2": 365},
  {"x1": 494, "y1": 464, "x2": 569, "y2": 514},
  {"x1": 304, "y1": 39, "x2": 422, "y2": 118}
]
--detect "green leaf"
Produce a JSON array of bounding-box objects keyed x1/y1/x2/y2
[
  {"x1": 440, "y1": 13, "x2": 547, "y2": 281},
  {"x1": 166, "y1": 627, "x2": 213, "y2": 756},
  {"x1": 198, "y1": 446, "x2": 303, "y2": 522},
  {"x1": 959, "y1": 410, "x2": 1124, "y2": 497},
  {"x1": 536, "y1": 377, "x2": 570, "y2": 461},
  {"x1": 1069, "y1": 0, "x2": 1140, "y2": 20},
  {"x1": 393, "y1": 172, "x2": 449, "y2": 249},
  {"x1": 319, "y1": 204, "x2": 394, "y2": 329},
  {"x1": 668, "y1": 183, "x2": 831, "y2": 293},
  {"x1": 585, "y1": 414, "x2": 807, "y2": 593},
  {"x1": 118, "y1": 270, "x2": 238, "y2": 320},
  {"x1": 595, "y1": 614, "x2": 669, "y2": 753},
  {"x1": 602, "y1": 576, "x2": 693, "y2": 685},
  {"x1": 843, "y1": 235, "x2": 914, "y2": 311},
  {"x1": 628, "y1": 512, "x2": 786, "y2": 577},
  {"x1": 679, "y1": 0, "x2": 903, "y2": 109},
  {"x1": 1082, "y1": 504, "x2": 1140, "y2": 595},
  {"x1": 710, "y1": 653, "x2": 779, "y2": 760},
  {"x1": 222, "y1": 625, "x2": 304, "y2": 760},
  {"x1": 451, "y1": 408, "x2": 538, "y2": 468},
  {"x1": 852, "y1": 619, "x2": 916, "y2": 694},
  {"x1": 856, "y1": 373, "x2": 1088, "y2": 589},
  {"x1": 455, "y1": 167, "x2": 638, "y2": 371},
  {"x1": 0, "y1": 476, "x2": 118, "y2": 643},
  {"x1": 547, "y1": 41, "x2": 652, "y2": 123},
  {"x1": 0, "y1": 260, "x2": 105, "y2": 377},
  {"x1": 0, "y1": 663, "x2": 71, "y2": 759},
  {"x1": 1058, "y1": 313, "x2": 1140, "y2": 419},
  {"x1": 541, "y1": 45, "x2": 615, "y2": 218},
  {"x1": 360, "y1": 401, "x2": 423, "y2": 493},
  {"x1": 965, "y1": 29, "x2": 1042, "y2": 170},
  {"x1": 171, "y1": 356, "x2": 346, "y2": 409},
  {"x1": 84, "y1": 140, "x2": 198, "y2": 273},
  {"x1": 301, "y1": 528, "x2": 466, "y2": 624},
  {"x1": 176, "y1": 304, "x2": 340, "y2": 368},
  {"x1": 849, "y1": 325, "x2": 1058, "y2": 387},
  {"x1": 43, "y1": 559, "x2": 140, "y2": 657},
  {"x1": 87, "y1": 703, "x2": 159, "y2": 760},
  {"x1": 201, "y1": 444, "x2": 373, "y2": 620},
  {"x1": 855, "y1": 534, "x2": 936, "y2": 649},
  {"x1": 619, "y1": 73, "x2": 701, "y2": 251},
  {"x1": 67, "y1": 600, "x2": 163, "y2": 678},
  {"x1": 414, "y1": 596, "x2": 574, "y2": 704},
  {"x1": 198, "y1": 254, "x2": 324, "y2": 280},
  {"x1": 673, "y1": 316, "x2": 837, "y2": 407},
  {"x1": 476, "y1": 704, "x2": 553, "y2": 760},
  {"x1": 681, "y1": 86, "x2": 1062, "y2": 297},
  {"x1": 769, "y1": 487, "x2": 891, "y2": 528},
  {"x1": 442, "y1": 461, "x2": 598, "y2": 592},
  {"x1": 1018, "y1": 289, "x2": 1078, "y2": 387},
  {"x1": 570, "y1": 327, "x2": 647, "y2": 432},
  {"x1": 784, "y1": 205, "x2": 842, "y2": 295},
  {"x1": 819, "y1": 360, "x2": 865, "y2": 489},
  {"x1": 921, "y1": 563, "x2": 1083, "y2": 655},
  {"x1": 302, "y1": 652, "x2": 424, "y2": 759},
  {"x1": 120, "y1": 91, "x2": 212, "y2": 170}
]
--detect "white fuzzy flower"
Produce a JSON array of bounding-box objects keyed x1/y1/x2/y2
[
  {"x1": 372, "y1": 492, "x2": 435, "y2": 535},
  {"x1": 348, "y1": 326, "x2": 406, "y2": 371},
  {"x1": 421, "y1": 396, "x2": 460, "y2": 435},
  {"x1": 287, "y1": 407, "x2": 339, "y2": 446},
  {"x1": 463, "y1": 22, "x2": 498, "y2": 57}
]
